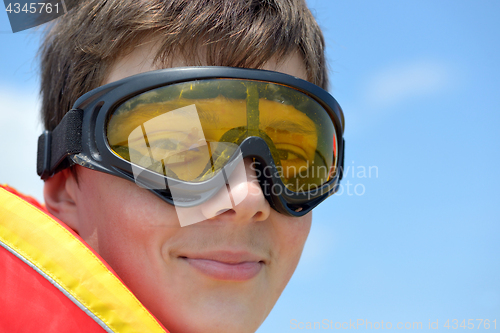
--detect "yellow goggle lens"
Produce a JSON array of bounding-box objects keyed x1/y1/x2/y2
[{"x1": 106, "y1": 79, "x2": 336, "y2": 192}]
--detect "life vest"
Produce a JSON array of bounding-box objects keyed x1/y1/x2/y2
[{"x1": 0, "y1": 185, "x2": 169, "y2": 332}]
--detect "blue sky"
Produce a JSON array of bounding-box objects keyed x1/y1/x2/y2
[{"x1": 1, "y1": 1, "x2": 499, "y2": 332}]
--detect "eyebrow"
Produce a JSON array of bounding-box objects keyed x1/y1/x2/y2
[{"x1": 263, "y1": 120, "x2": 316, "y2": 135}]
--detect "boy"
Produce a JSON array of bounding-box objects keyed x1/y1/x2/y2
[{"x1": 0, "y1": 0, "x2": 344, "y2": 332}]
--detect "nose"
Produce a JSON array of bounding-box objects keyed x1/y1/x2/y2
[{"x1": 199, "y1": 157, "x2": 271, "y2": 223}]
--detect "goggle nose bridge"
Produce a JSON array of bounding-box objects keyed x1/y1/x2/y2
[{"x1": 215, "y1": 125, "x2": 282, "y2": 163}]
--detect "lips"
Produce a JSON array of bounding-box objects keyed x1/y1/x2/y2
[{"x1": 179, "y1": 251, "x2": 265, "y2": 281}]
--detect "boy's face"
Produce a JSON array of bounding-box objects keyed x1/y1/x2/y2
[{"x1": 50, "y1": 43, "x2": 312, "y2": 333}]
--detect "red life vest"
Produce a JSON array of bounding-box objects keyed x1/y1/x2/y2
[{"x1": 0, "y1": 185, "x2": 169, "y2": 332}]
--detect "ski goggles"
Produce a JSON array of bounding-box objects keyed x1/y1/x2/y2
[{"x1": 37, "y1": 67, "x2": 345, "y2": 224}]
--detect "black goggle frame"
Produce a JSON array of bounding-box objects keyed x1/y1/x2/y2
[{"x1": 37, "y1": 67, "x2": 345, "y2": 217}]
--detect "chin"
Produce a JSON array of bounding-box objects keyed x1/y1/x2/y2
[
  {"x1": 148, "y1": 287, "x2": 274, "y2": 333},
  {"x1": 160, "y1": 311, "x2": 267, "y2": 333}
]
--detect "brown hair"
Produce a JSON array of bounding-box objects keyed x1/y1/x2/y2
[{"x1": 39, "y1": 0, "x2": 328, "y2": 131}]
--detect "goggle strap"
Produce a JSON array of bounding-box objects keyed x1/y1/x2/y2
[{"x1": 37, "y1": 109, "x2": 84, "y2": 180}]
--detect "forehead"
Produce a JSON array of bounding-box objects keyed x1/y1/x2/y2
[{"x1": 104, "y1": 40, "x2": 308, "y2": 84}]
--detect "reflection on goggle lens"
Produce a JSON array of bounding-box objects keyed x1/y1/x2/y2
[{"x1": 107, "y1": 79, "x2": 337, "y2": 192}]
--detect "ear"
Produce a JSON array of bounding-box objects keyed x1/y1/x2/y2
[{"x1": 43, "y1": 168, "x2": 81, "y2": 233}]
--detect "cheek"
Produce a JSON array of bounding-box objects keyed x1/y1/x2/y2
[
  {"x1": 273, "y1": 212, "x2": 312, "y2": 290},
  {"x1": 73, "y1": 169, "x2": 179, "y2": 256}
]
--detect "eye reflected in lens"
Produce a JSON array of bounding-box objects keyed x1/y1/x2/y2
[
  {"x1": 106, "y1": 79, "x2": 337, "y2": 192},
  {"x1": 257, "y1": 92, "x2": 336, "y2": 192},
  {"x1": 126, "y1": 104, "x2": 211, "y2": 181}
]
